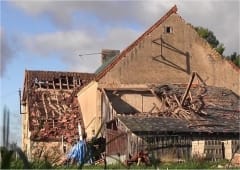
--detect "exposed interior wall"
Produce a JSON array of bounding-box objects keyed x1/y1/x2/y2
[
  {"x1": 99, "y1": 13, "x2": 239, "y2": 95},
  {"x1": 106, "y1": 91, "x2": 159, "y2": 113},
  {"x1": 119, "y1": 93, "x2": 157, "y2": 113},
  {"x1": 77, "y1": 81, "x2": 99, "y2": 139}
]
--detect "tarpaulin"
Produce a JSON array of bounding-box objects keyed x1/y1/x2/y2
[{"x1": 67, "y1": 140, "x2": 87, "y2": 164}]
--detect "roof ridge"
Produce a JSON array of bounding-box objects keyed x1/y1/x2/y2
[
  {"x1": 96, "y1": 5, "x2": 178, "y2": 80},
  {"x1": 25, "y1": 69, "x2": 95, "y2": 75}
]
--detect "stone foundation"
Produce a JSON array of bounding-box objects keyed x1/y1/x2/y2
[{"x1": 30, "y1": 141, "x2": 71, "y2": 164}]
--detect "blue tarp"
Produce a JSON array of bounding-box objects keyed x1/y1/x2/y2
[{"x1": 67, "y1": 140, "x2": 87, "y2": 164}]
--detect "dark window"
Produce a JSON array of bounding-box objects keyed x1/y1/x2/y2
[
  {"x1": 165, "y1": 26, "x2": 173, "y2": 33},
  {"x1": 63, "y1": 144, "x2": 66, "y2": 153}
]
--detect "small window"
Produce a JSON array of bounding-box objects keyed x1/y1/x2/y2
[{"x1": 165, "y1": 26, "x2": 173, "y2": 33}]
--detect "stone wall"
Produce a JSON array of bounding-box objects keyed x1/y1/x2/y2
[{"x1": 30, "y1": 141, "x2": 71, "y2": 164}]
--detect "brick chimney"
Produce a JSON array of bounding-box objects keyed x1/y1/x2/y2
[{"x1": 101, "y1": 49, "x2": 120, "y2": 64}]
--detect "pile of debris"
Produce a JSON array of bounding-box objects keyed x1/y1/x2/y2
[
  {"x1": 149, "y1": 72, "x2": 208, "y2": 120},
  {"x1": 153, "y1": 84, "x2": 207, "y2": 120},
  {"x1": 131, "y1": 72, "x2": 239, "y2": 133}
]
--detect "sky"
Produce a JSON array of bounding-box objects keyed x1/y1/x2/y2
[{"x1": 0, "y1": 0, "x2": 239, "y2": 146}]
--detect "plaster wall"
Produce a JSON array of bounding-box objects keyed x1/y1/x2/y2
[
  {"x1": 77, "y1": 81, "x2": 99, "y2": 138},
  {"x1": 99, "y1": 13, "x2": 239, "y2": 95}
]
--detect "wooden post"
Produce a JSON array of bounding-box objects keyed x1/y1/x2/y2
[
  {"x1": 19, "y1": 89, "x2": 22, "y2": 114},
  {"x1": 66, "y1": 77, "x2": 69, "y2": 89},
  {"x1": 53, "y1": 80, "x2": 56, "y2": 89},
  {"x1": 59, "y1": 78, "x2": 62, "y2": 89},
  {"x1": 181, "y1": 72, "x2": 196, "y2": 106},
  {"x1": 61, "y1": 135, "x2": 64, "y2": 153},
  {"x1": 78, "y1": 123, "x2": 82, "y2": 141}
]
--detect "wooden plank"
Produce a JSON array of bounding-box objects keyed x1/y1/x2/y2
[{"x1": 181, "y1": 72, "x2": 196, "y2": 106}]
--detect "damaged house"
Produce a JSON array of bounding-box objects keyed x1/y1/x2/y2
[
  {"x1": 21, "y1": 5, "x2": 239, "y2": 163},
  {"x1": 21, "y1": 71, "x2": 94, "y2": 161}
]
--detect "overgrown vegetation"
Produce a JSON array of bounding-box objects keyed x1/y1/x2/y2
[
  {"x1": 195, "y1": 26, "x2": 240, "y2": 67},
  {"x1": 0, "y1": 106, "x2": 30, "y2": 169}
]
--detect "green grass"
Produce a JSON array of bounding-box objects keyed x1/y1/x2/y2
[
  {"x1": 77, "y1": 159, "x2": 229, "y2": 169},
  {"x1": 7, "y1": 158, "x2": 237, "y2": 169}
]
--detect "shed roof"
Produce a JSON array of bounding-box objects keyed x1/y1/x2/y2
[{"x1": 118, "y1": 114, "x2": 239, "y2": 135}]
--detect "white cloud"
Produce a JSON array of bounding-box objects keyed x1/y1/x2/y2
[
  {"x1": 23, "y1": 28, "x2": 140, "y2": 72},
  {"x1": 175, "y1": 1, "x2": 239, "y2": 55},
  {"x1": 12, "y1": 1, "x2": 239, "y2": 55},
  {"x1": 24, "y1": 31, "x2": 92, "y2": 55}
]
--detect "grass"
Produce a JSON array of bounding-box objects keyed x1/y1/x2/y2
[
  {"x1": 2, "y1": 148, "x2": 237, "y2": 169},
  {"x1": 51, "y1": 159, "x2": 231, "y2": 169}
]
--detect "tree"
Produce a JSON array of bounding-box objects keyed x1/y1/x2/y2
[
  {"x1": 195, "y1": 27, "x2": 220, "y2": 49},
  {"x1": 215, "y1": 43, "x2": 225, "y2": 55},
  {"x1": 195, "y1": 26, "x2": 239, "y2": 68},
  {"x1": 227, "y1": 52, "x2": 240, "y2": 67},
  {"x1": 195, "y1": 26, "x2": 225, "y2": 55}
]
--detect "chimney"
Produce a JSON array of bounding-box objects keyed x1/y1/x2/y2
[{"x1": 101, "y1": 49, "x2": 120, "y2": 64}]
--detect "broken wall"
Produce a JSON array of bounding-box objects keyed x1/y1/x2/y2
[{"x1": 22, "y1": 71, "x2": 94, "y2": 160}]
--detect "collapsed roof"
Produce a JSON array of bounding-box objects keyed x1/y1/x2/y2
[
  {"x1": 22, "y1": 70, "x2": 94, "y2": 142},
  {"x1": 104, "y1": 83, "x2": 240, "y2": 135}
]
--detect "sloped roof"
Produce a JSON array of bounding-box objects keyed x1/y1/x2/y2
[
  {"x1": 118, "y1": 113, "x2": 239, "y2": 135},
  {"x1": 96, "y1": 5, "x2": 178, "y2": 80},
  {"x1": 109, "y1": 85, "x2": 240, "y2": 134}
]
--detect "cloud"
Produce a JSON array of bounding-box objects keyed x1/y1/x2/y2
[
  {"x1": 11, "y1": 1, "x2": 145, "y2": 28},
  {"x1": 23, "y1": 27, "x2": 140, "y2": 72},
  {"x1": 11, "y1": 1, "x2": 239, "y2": 55},
  {"x1": 176, "y1": 1, "x2": 239, "y2": 55},
  {"x1": 0, "y1": 28, "x2": 15, "y2": 77}
]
